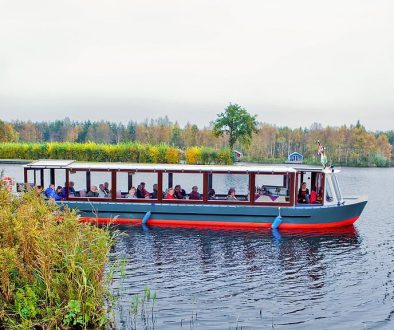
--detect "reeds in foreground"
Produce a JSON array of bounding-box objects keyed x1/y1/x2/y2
[{"x1": 0, "y1": 183, "x2": 115, "y2": 329}]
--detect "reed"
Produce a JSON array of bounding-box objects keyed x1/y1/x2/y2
[{"x1": 0, "y1": 183, "x2": 115, "y2": 329}]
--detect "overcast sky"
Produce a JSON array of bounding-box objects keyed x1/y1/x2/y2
[{"x1": 1, "y1": 0, "x2": 393, "y2": 131}]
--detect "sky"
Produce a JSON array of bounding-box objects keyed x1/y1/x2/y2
[{"x1": 0, "y1": 0, "x2": 393, "y2": 131}]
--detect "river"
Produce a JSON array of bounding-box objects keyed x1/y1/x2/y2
[{"x1": 1, "y1": 164, "x2": 393, "y2": 329}]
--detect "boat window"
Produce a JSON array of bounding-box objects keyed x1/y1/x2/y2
[
  {"x1": 68, "y1": 171, "x2": 86, "y2": 197},
  {"x1": 331, "y1": 173, "x2": 342, "y2": 203},
  {"x1": 69, "y1": 170, "x2": 112, "y2": 198},
  {"x1": 325, "y1": 176, "x2": 334, "y2": 203},
  {"x1": 25, "y1": 168, "x2": 66, "y2": 190},
  {"x1": 162, "y1": 173, "x2": 203, "y2": 200},
  {"x1": 116, "y1": 171, "x2": 158, "y2": 200},
  {"x1": 255, "y1": 174, "x2": 290, "y2": 204},
  {"x1": 207, "y1": 173, "x2": 249, "y2": 202},
  {"x1": 296, "y1": 171, "x2": 323, "y2": 205}
]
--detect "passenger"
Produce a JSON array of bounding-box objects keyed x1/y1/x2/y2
[
  {"x1": 61, "y1": 181, "x2": 76, "y2": 197},
  {"x1": 310, "y1": 190, "x2": 317, "y2": 204},
  {"x1": 126, "y1": 187, "x2": 137, "y2": 199},
  {"x1": 44, "y1": 184, "x2": 56, "y2": 199},
  {"x1": 86, "y1": 185, "x2": 99, "y2": 197},
  {"x1": 226, "y1": 188, "x2": 237, "y2": 201},
  {"x1": 150, "y1": 184, "x2": 158, "y2": 199},
  {"x1": 298, "y1": 182, "x2": 310, "y2": 203},
  {"x1": 55, "y1": 186, "x2": 63, "y2": 201},
  {"x1": 141, "y1": 182, "x2": 150, "y2": 196},
  {"x1": 136, "y1": 184, "x2": 148, "y2": 198},
  {"x1": 137, "y1": 182, "x2": 149, "y2": 198},
  {"x1": 98, "y1": 184, "x2": 108, "y2": 198},
  {"x1": 208, "y1": 188, "x2": 216, "y2": 200},
  {"x1": 103, "y1": 182, "x2": 110, "y2": 195},
  {"x1": 174, "y1": 184, "x2": 186, "y2": 199},
  {"x1": 35, "y1": 185, "x2": 43, "y2": 196},
  {"x1": 188, "y1": 186, "x2": 201, "y2": 200},
  {"x1": 165, "y1": 187, "x2": 176, "y2": 199}
]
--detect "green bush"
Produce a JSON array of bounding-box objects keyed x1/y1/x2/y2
[{"x1": 0, "y1": 185, "x2": 114, "y2": 329}]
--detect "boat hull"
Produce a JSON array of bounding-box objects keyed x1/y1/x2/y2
[{"x1": 60, "y1": 197, "x2": 367, "y2": 229}]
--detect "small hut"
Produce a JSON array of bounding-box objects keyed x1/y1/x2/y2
[{"x1": 287, "y1": 152, "x2": 304, "y2": 164}]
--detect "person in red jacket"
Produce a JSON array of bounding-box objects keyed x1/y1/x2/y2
[{"x1": 165, "y1": 187, "x2": 176, "y2": 199}]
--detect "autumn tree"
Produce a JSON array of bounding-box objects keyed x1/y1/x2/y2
[
  {"x1": 212, "y1": 103, "x2": 258, "y2": 150},
  {"x1": 0, "y1": 120, "x2": 18, "y2": 142}
]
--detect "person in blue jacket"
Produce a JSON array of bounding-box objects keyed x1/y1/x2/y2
[{"x1": 44, "y1": 184, "x2": 56, "y2": 199}]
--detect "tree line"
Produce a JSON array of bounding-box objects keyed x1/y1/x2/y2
[{"x1": 0, "y1": 116, "x2": 392, "y2": 166}]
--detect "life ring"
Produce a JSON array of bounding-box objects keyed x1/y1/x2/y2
[{"x1": 2, "y1": 176, "x2": 14, "y2": 191}]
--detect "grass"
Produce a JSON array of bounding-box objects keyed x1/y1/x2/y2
[{"x1": 0, "y1": 182, "x2": 116, "y2": 329}]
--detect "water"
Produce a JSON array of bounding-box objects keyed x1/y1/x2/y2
[{"x1": 2, "y1": 164, "x2": 394, "y2": 329}]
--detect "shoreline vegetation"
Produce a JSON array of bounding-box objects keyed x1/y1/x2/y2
[
  {"x1": 0, "y1": 117, "x2": 392, "y2": 167},
  {"x1": 0, "y1": 185, "x2": 115, "y2": 329},
  {"x1": 0, "y1": 143, "x2": 233, "y2": 165}
]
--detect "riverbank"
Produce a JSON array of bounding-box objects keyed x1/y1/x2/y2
[{"x1": 0, "y1": 159, "x2": 31, "y2": 164}]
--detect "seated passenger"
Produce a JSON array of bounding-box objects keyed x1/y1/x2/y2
[
  {"x1": 310, "y1": 190, "x2": 317, "y2": 204},
  {"x1": 188, "y1": 186, "x2": 201, "y2": 200},
  {"x1": 226, "y1": 188, "x2": 237, "y2": 201},
  {"x1": 103, "y1": 182, "x2": 110, "y2": 195},
  {"x1": 98, "y1": 184, "x2": 108, "y2": 198},
  {"x1": 61, "y1": 181, "x2": 76, "y2": 198},
  {"x1": 55, "y1": 186, "x2": 63, "y2": 201},
  {"x1": 137, "y1": 182, "x2": 150, "y2": 198},
  {"x1": 174, "y1": 185, "x2": 186, "y2": 199},
  {"x1": 126, "y1": 187, "x2": 137, "y2": 199},
  {"x1": 86, "y1": 185, "x2": 99, "y2": 197},
  {"x1": 35, "y1": 185, "x2": 43, "y2": 197},
  {"x1": 208, "y1": 188, "x2": 216, "y2": 200},
  {"x1": 298, "y1": 182, "x2": 310, "y2": 203},
  {"x1": 44, "y1": 184, "x2": 56, "y2": 199},
  {"x1": 141, "y1": 182, "x2": 150, "y2": 196},
  {"x1": 150, "y1": 184, "x2": 158, "y2": 199},
  {"x1": 165, "y1": 187, "x2": 176, "y2": 199}
]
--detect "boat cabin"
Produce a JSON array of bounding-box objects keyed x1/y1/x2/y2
[{"x1": 23, "y1": 160, "x2": 342, "y2": 207}]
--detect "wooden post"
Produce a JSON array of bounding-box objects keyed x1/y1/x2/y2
[
  {"x1": 86, "y1": 171, "x2": 91, "y2": 192},
  {"x1": 203, "y1": 172, "x2": 208, "y2": 203},
  {"x1": 249, "y1": 173, "x2": 255, "y2": 205},
  {"x1": 40, "y1": 169, "x2": 44, "y2": 187},
  {"x1": 157, "y1": 171, "x2": 163, "y2": 202},
  {"x1": 50, "y1": 168, "x2": 55, "y2": 185},
  {"x1": 111, "y1": 170, "x2": 117, "y2": 201},
  {"x1": 128, "y1": 172, "x2": 133, "y2": 190},
  {"x1": 65, "y1": 169, "x2": 69, "y2": 200}
]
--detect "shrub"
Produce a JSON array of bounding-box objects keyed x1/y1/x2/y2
[{"x1": 0, "y1": 184, "x2": 114, "y2": 329}]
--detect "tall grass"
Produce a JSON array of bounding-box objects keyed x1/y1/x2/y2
[{"x1": 0, "y1": 183, "x2": 115, "y2": 329}]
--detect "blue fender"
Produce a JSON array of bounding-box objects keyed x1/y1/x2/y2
[
  {"x1": 142, "y1": 211, "x2": 151, "y2": 225},
  {"x1": 271, "y1": 207, "x2": 282, "y2": 229}
]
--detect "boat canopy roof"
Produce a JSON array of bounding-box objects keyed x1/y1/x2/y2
[
  {"x1": 25, "y1": 160, "x2": 302, "y2": 173},
  {"x1": 24, "y1": 159, "x2": 76, "y2": 168}
]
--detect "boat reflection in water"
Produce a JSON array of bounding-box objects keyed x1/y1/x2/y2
[{"x1": 111, "y1": 224, "x2": 361, "y2": 329}]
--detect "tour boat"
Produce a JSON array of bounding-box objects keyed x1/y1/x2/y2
[{"x1": 23, "y1": 160, "x2": 367, "y2": 229}]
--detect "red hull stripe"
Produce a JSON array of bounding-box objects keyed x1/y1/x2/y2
[{"x1": 79, "y1": 216, "x2": 359, "y2": 229}]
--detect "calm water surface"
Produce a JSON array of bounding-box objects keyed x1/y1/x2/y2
[{"x1": 1, "y1": 165, "x2": 394, "y2": 329}]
